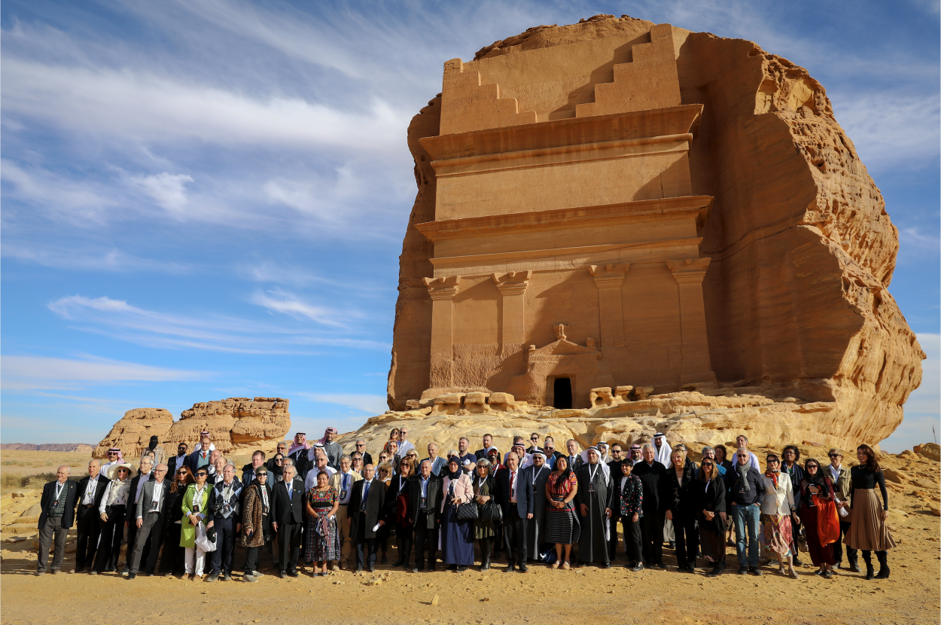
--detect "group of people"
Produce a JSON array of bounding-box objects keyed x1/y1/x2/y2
[{"x1": 36, "y1": 426, "x2": 895, "y2": 583}]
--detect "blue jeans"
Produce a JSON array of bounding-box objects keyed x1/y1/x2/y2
[{"x1": 731, "y1": 504, "x2": 760, "y2": 568}]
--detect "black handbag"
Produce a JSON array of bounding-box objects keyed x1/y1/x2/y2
[
  {"x1": 479, "y1": 501, "x2": 503, "y2": 526},
  {"x1": 456, "y1": 502, "x2": 478, "y2": 521}
]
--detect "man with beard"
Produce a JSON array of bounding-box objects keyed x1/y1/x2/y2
[
  {"x1": 575, "y1": 447, "x2": 613, "y2": 568},
  {"x1": 524, "y1": 449, "x2": 551, "y2": 563}
]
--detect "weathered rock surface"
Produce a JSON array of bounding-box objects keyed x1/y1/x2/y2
[
  {"x1": 0, "y1": 443, "x2": 94, "y2": 452},
  {"x1": 386, "y1": 14, "x2": 924, "y2": 446},
  {"x1": 92, "y1": 408, "x2": 173, "y2": 460},
  {"x1": 94, "y1": 398, "x2": 290, "y2": 459}
]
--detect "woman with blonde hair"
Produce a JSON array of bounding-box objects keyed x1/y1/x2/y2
[
  {"x1": 759, "y1": 454, "x2": 798, "y2": 578},
  {"x1": 376, "y1": 460, "x2": 395, "y2": 564}
]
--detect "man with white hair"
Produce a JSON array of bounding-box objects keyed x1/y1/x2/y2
[
  {"x1": 634, "y1": 444, "x2": 668, "y2": 568},
  {"x1": 37, "y1": 465, "x2": 78, "y2": 575},
  {"x1": 75, "y1": 458, "x2": 109, "y2": 573},
  {"x1": 305, "y1": 449, "x2": 337, "y2": 491},
  {"x1": 206, "y1": 462, "x2": 242, "y2": 581},
  {"x1": 128, "y1": 463, "x2": 169, "y2": 579}
]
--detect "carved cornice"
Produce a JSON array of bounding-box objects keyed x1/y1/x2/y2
[
  {"x1": 423, "y1": 275, "x2": 461, "y2": 300},
  {"x1": 492, "y1": 270, "x2": 532, "y2": 296},
  {"x1": 666, "y1": 258, "x2": 711, "y2": 285},
  {"x1": 590, "y1": 263, "x2": 630, "y2": 289}
]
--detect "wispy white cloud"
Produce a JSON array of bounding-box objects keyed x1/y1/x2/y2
[
  {"x1": 2, "y1": 245, "x2": 188, "y2": 273},
  {"x1": 131, "y1": 172, "x2": 194, "y2": 216},
  {"x1": 1, "y1": 354, "x2": 207, "y2": 391},
  {"x1": 298, "y1": 392, "x2": 388, "y2": 415},
  {"x1": 250, "y1": 288, "x2": 355, "y2": 328},
  {"x1": 1, "y1": 60, "x2": 409, "y2": 154},
  {"x1": 47, "y1": 294, "x2": 383, "y2": 353},
  {"x1": 1, "y1": 159, "x2": 117, "y2": 222}
]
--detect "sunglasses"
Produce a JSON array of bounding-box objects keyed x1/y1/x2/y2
[
  {"x1": 702, "y1": 463, "x2": 714, "y2": 467},
  {"x1": 196, "y1": 472, "x2": 208, "y2": 477},
  {"x1": 807, "y1": 465, "x2": 819, "y2": 469},
  {"x1": 355, "y1": 443, "x2": 365, "y2": 446},
  {"x1": 108, "y1": 452, "x2": 118, "y2": 456},
  {"x1": 177, "y1": 470, "x2": 187, "y2": 474},
  {"x1": 828, "y1": 454, "x2": 840, "y2": 458}
]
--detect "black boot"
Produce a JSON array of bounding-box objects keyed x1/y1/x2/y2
[
  {"x1": 874, "y1": 551, "x2": 890, "y2": 579},
  {"x1": 392, "y1": 537, "x2": 405, "y2": 568},
  {"x1": 480, "y1": 539, "x2": 491, "y2": 571},
  {"x1": 401, "y1": 538, "x2": 412, "y2": 569},
  {"x1": 706, "y1": 560, "x2": 724, "y2": 578},
  {"x1": 863, "y1": 551, "x2": 874, "y2": 580}
]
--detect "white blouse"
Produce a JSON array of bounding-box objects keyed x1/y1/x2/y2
[{"x1": 759, "y1": 472, "x2": 795, "y2": 516}]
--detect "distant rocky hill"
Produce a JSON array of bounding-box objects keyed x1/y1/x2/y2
[{"x1": 0, "y1": 443, "x2": 94, "y2": 452}]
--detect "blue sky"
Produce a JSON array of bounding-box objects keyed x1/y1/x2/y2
[{"x1": 1, "y1": 0, "x2": 938, "y2": 452}]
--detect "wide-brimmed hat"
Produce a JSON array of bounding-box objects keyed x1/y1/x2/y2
[{"x1": 108, "y1": 462, "x2": 133, "y2": 480}]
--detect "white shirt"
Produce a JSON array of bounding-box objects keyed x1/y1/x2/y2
[
  {"x1": 305, "y1": 465, "x2": 337, "y2": 491},
  {"x1": 82, "y1": 476, "x2": 100, "y2": 505},
  {"x1": 397, "y1": 440, "x2": 415, "y2": 457},
  {"x1": 829, "y1": 464, "x2": 842, "y2": 482},
  {"x1": 139, "y1": 481, "x2": 165, "y2": 518}
]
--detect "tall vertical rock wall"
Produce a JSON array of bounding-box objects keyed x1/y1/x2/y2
[{"x1": 387, "y1": 15, "x2": 923, "y2": 445}]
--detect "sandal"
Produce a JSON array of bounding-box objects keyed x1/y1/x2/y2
[
  {"x1": 789, "y1": 568, "x2": 799, "y2": 579},
  {"x1": 551, "y1": 561, "x2": 560, "y2": 570},
  {"x1": 562, "y1": 561, "x2": 570, "y2": 570}
]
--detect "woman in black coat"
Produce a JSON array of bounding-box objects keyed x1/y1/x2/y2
[
  {"x1": 666, "y1": 449, "x2": 699, "y2": 573},
  {"x1": 159, "y1": 465, "x2": 193, "y2": 577},
  {"x1": 694, "y1": 459, "x2": 727, "y2": 577}
]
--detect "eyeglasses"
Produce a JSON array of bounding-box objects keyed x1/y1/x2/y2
[
  {"x1": 108, "y1": 452, "x2": 118, "y2": 456},
  {"x1": 196, "y1": 472, "x2": 208, "y2": 477},
  {"x1": 736, "y1": 454, "x2": 748, "y2": 458},
  {"x1": 702, "y1": 463, "x2": 714, "y2": 468},
  {"x1": 828, "y1": 454, "x2": 840, "y2": 458},
  {"x1": 531, "y1": 436, "x2": 539, "y2": 441},
  {"x1": 807, "y1": 465, "x2": 819, "y2": 470},
  {"x1": 355, "y1": 443, "x2": 365, "y2": 447},
  {"x1": 177, "y1": 470, "x2": 186, "y2": 474}
]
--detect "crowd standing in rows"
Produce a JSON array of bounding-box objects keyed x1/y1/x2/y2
[{"x1": 36, "y1": 427, "x2": 895, "y2": 582}]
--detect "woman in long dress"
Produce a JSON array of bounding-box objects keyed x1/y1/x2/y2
[
  {"x1": 471, "y1": 459, "x2": 498, "y2": 571},
  {"x1": 758, "y1": 453, "x2": 798, "y2": 578},
  {"x1": 441, "y1": 456, "x2": 475, "y2": 571},
  {"x1": 799, "y1": 458, "x2": 837, "y2": 578},
  {"x1": 305, "y1": 470, "x2": 340, "y2": 577},
  {"x1": 544, "y1": 455, "x2": 580, "y2": 569},
  {"x1": 845, "y1": 444, "x2": 896, "y2": 580},
  {"x1": 694, "y1": 459, "x2": 727, "y2": 578}
]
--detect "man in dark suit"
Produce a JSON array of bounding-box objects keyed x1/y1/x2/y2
[
  {"x1": 74, "y1": 459, "x2": 109, "y2": 573},
  {"x1": 565, "y1": 439, "x2": 584, "y2": 471},
  {"x1": 128, "y1": 463, "x2": 169, "y2": 578},
  {"x1": 37, "y1": 465, "x2": 78, "y2": 575},
  {"x1": 166, "y1": 442, "x2": 190, "y2": 477},
  {"x1": 122, "y1": 456, "x2": 154, "y2": 574},
  {"x1": 495, "y1": 452, "x2": 532, "y2": 573},
  {"x1": 408, "y1": 459, "x2": 442, "y2": 572},
  {"x1": 270, "y1": 464, "x2": 304, "y2": 578},
  {"x1": 633, "y1": 444, "x2": 670, "y2": 567},
  {"x1": 473, "y1": 433, "x2": 495, "y2": 460},
  {"x1": 349, "y1": 464, "x2": 387, "y2": 572},
  {"x1": 289, "y1": 445, "x2": 311, "y2": 480},
  {"x1": 206, "y1": 463, "x2": 242, "y2": 581},
  {"x1": 353, "y1": 440, "x2": 373, "y2": 467}
]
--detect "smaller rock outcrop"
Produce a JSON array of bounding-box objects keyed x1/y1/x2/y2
[
  {"x1": 92, "y1": 408, "x2": 174, "y2": 459},
  {"x1": 94, "y1": 398, "x2": 291, "y2": 459},
  {"x1": 0, "y1": 443, "x2": 94, "y2": 452}
]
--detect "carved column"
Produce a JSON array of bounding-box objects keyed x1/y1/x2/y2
[
  {"x1": 423, "y1": 276, "x2": 461, "y2": 387},
  {"x1": 590, "y1": 264, "x2": 629, "y2": 348},
  {"x1": 666, "y1": 258, "x2": 716, "y2": 384},
  {"x1": 492, "y1": 271, "x2": 531, "y2": 350}
]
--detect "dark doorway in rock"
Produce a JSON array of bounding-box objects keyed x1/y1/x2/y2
[{"x1": 553, "y1": 377, "x2": 573, "y2": 409}]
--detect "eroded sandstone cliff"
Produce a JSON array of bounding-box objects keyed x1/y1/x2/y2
[{"x1": 385, "y1": 15, "x2": 923, "y2": 447}]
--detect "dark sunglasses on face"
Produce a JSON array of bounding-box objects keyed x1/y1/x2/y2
[
  {"x1": 196, "y1": 472, "x2": 207, "y2": 477},
  {"x1": 829, "y1": 454, "x2": 840, "y2": 458},
  {"x1": 702, "y1": 463, "x2": 714, "y2": 468}
]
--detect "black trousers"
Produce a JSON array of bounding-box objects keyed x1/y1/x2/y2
[
  {"x1": 211, "y1": 516, "x2": 237, "y2": 574},
  {"x1": 503, "y1": 507, "x2": 527, "y2": 565},
  {"x1": 94, "y1": 506, "x2": 125, "y2": 572},
  {"x1": 130, "y1": 512, "x2": 165, "y2": 574},
  {"x1": 395, "y1": 524, "x2": 413, "y2": 566},
  {"x1": 833, "y1": 520, "x2": 857, "y2": 565},
  {"x1": 608, "y1": 516, "x2": 622, "y2": 560},
  {"x1": 640, "y1": 511, "x2": 665, "y2": 565},
  {"x1": 159, "y1": 523, "x2": 185, "y2": 575},
  {"x1": 622, "y1": 516, "x2": 643, "y2": 564},
  {"x1": 75, "y1": 505, "x2": 101, "y2": 571},
  {"x1": 673, "y1": 511, "x2": 699, "y2": 567},
  {"x1": 244, "y1": 546, "x2": 261, "y2": 575},
  {"x1": 413, "y1": 519, "x2": 439, "y2": 568},
  {"x1": 278, "y1": 520, "x2": 302, "y2": 573}
]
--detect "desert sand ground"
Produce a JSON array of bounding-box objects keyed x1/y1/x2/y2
[{"x1": 1, "y1": 446, "x2": 938, "y2": 625}]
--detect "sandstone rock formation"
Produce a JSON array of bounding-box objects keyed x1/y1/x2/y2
[
  {"x1": 92, "y1": 408, "x2": 174, "y2": 460},
  {"x1": 386, "y1": 14, "x2": 924, "y2": 447},
  {"x1": 94, "y1": 398, "x2": 290, "y2": 459}
]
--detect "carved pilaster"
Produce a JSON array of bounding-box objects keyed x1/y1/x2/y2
[
  {"x1": 666, "y1": 258, "x2": 716, "y2": 384},
  {"x1": 590, "y1": 264, "x2": 629, "y2": 348},
  {"x1": 423, "y1": 276, "x2": 461, "y2": 387},
  {"x1": 492, "y1": 271, "x2": 531, "y2": 348}
]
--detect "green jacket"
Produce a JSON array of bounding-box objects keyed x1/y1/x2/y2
[{"x1": 180, "y1": 483, "x2": 211, "y2": 549}]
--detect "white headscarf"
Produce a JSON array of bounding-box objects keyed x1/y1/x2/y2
[
  {"x1": 581, "y1": 447, "x2": 610, "y2": 485},
  {"x1": 654, "y1": 433, "x2": 672, "y2": 468}
]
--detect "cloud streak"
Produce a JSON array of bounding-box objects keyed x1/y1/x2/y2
[{"x1": 1, "y1": 355, "x2": 207, "y2": 391}]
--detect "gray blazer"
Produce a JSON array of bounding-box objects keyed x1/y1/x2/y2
[{"x1": 135, "y1": 480, "x2": 169, "y2": 520}]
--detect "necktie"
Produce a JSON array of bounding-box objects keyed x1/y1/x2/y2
[
  {"x1": 510, "y1": 471, "x2": 516, "y2": 499},
  {"x1": 361, "y1": 481, "x2": 370, "y2": 512},
  {"x1": 287, "y1": 484, "x2": 292, "y2": 501}
]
